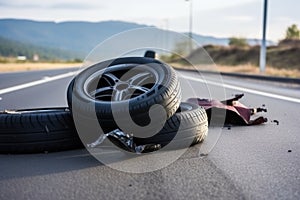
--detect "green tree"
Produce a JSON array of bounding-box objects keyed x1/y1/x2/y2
[
  {"x1": 285, "y1": 24, "x2": 300, "y2": 40},
  {"x1": 160, "y1": 40, "x2": 190, "y2": 62},
  {"x1": 228, "y1": 37, "x2": 249, "y2": 47},
  {"x1": 173, "y1": 40, "x2": 190, "y2": 56}
]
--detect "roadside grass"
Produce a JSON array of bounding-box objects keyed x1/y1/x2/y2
[
  {"x1": 169, "y1": 44, "x2": 300, "y2": 78},
  {"x1": 0, "y1": 61, "x2": 299, "y2": 79},
  {"x1": 0, "y1": 62, "x2": 82, "y2": 73},
  {"x1": 172, "y1": 63, "x2": 300, "y2": 78}
]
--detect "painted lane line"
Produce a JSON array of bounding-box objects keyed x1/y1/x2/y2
[
  {"x1": 181, "y1": 75, "x2": 300, "y2": 104},
  {"x1": 0, "y1": 71, "x2": 77, "y2": 95}
]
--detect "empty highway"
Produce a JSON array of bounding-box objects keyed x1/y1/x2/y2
[{"x1": 0, "y1": 67, "x2": 299, "y2": 199}]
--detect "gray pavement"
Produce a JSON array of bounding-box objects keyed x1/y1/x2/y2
[{"x1": 0, "y1": 69, "x2": 299, "y2": 199}]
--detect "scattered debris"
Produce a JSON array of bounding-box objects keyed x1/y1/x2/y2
[
  {"x1": 199, "y1": 153, "x2": 208, "y2": 157},
  {"x1": 188, "y1": 94, "x2": 268, "y2": 126},
  {"x1": 144, "y1": 50, "x2": 156, "y2": 58},
  {"x1": 87, "y1": 129, "x2": 161, "y2": 153},
  {"x1": 271, "y1": 120, "x2": 279, "y2": 125},
  {"x1": 223, "y1": 125, "x2": 232, "y2": 130},
  {"x1": 250, "y1": 107, "x2": 267, "y2": 115}
]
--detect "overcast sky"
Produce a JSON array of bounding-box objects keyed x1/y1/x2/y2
[{"x1": 0, "y1": 0, "x2": 299, "y2": 41}]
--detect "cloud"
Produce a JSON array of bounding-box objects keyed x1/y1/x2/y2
[
  {"x1": 0, "y1": 0, "x2": 103, "y2": 10},
  {"x1": 50, "y1": 3, "x2": 103, "y2": 10},
  {"x1": 0, "y1": 0, "x2": 42, "y2": 8},
  {"x1": 225, "y1": 16, "x2": 254, "y2": 22}
]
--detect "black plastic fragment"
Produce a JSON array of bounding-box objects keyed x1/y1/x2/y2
[
  {"x1": 144, "y1": 50, "x2": 156, "y2": 58},
  {"x1": 87, "y1": 129, "x2": 161, "y2": 153}
]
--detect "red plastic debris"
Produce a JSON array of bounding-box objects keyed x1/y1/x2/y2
[{"x1": 187, "y1": 94, "x2": 267, "y2": 126}]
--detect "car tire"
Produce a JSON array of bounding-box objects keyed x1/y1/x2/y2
[
  {"x1": 133, "y1": 102, "x2": 208, "y2": 149},
  {"x1": 67, "y1": 57, "x2": 181, "y2": 139},
  {"x1": 0, "y1": 108, "x2": 83, "y2": 154}
]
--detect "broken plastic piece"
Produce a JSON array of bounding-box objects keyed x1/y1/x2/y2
[
  {"x1": 135, "y1": 143, "x2": 161, "y2": 154},
  {"x1": 144, "y1": 50, "x2": 156, "y2": 58},
  {"x1": 250, "y1": 107, "x2": 267, "y2": 115},
  {"x1": 187, "y1": 94, "x2": 268, "y2": 126},
  {"x1": 87, "y1": 129, "x2": 161, "y2": 153},
  {"x1": 106, "y1": 129, "x2": 134, "y2": 152},
  {"x1": 87, "y1": 134, "x2": 107, "y2": 148},
  {"x1": 271, "y1": 120, "x2": 279, "y2": 125}
]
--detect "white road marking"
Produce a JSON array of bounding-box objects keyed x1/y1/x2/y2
[
  {"x1": 0, "y1": 71, "x2": 77, "y2": 95},
  {"x1": 1, "y1": 71, "x2": 299, "y2": 104},
  {"x1": 182, "y1": 75, "x2": 300, "y2": 104}
]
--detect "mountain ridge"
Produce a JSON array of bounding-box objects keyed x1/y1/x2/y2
[
  {"x1": 0, "y1": 36, "x2": 80, "y2": 61},
  {"x1": 0, "y1": 19, "x2": 274, "y2": 59}
]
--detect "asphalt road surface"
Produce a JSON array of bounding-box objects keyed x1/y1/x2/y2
[{"x1": 0, "y1": 68, "x2": 299, "y2": 200}]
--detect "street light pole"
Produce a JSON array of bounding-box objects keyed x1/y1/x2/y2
[
  {"x1": 260, "y1": 0, "x2": 268, "y2": 73},
  {"x1": 186, "y1": 0, "x2": 193, "y2": 52}
]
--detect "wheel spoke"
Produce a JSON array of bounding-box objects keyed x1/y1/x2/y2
[
  {"x1": 129, "y1": 85, "x2": 150, "y2": 93},
  {"x1": 129, "y1": 72, "x2": 152, "y2": 86},
  {"x1": 88, "y1": 69, "x2": 156, "y2": 101},
  {"x1": 91, "y1": 86, "x2": 113, "y2": 97},
  {"x1": 103, "y1": 73, "x2": 120, "y2": 86},
  {"x1": 95, "y1": 94, "x2": 112, "y2": 100},
  {"x1": 112, "y1": 90, "x2": 127, "y2": 101}
]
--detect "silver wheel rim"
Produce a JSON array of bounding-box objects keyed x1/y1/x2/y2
[{"x1": 83, "y1": 64, "x2": 159, "y2": 102}]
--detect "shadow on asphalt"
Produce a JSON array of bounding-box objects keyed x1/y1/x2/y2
[{"x1": 0, "y1": 149, "x2": 101, "y2": 181}]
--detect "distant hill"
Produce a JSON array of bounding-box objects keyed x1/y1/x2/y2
[
  {"x1": 0, "y1": 19, "x2": 149, "y2": 56},
  {"x1": 0, "y1": 19, "x2": 274, "y2": 60},
  {"x1": 189, "y1": 33, "x2": 228, "y2": 46},
  {"x1": 0, "y1": 36, "x2": 80, "y2": 61}
]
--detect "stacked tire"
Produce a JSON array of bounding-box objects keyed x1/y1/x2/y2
[
  {"x1": 0, "y1": 108, "x2": 83, "y2": 154},
  {"x1": 0, "y1": 56, "x2": 208, "y2": 154}
]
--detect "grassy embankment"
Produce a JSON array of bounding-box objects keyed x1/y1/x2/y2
[
  {"x1": 171, "y1": 41, "x2": 300, "y2": 78},
  {"x1": 1, "y1": 41, "x2": 300, "y2": 78},
  {"x1": 0, "y1": 58, "x2": 82, "y2": 73}
]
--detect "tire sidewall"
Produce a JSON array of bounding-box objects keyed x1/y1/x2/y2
[{"x1": 69, "y1": 57, "x2": 179, "y2": 119}]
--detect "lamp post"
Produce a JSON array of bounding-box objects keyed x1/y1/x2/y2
[
  {"x1": 259, "y1": 0, "x2": 268, "y2": 73},
  {"x1": 185, "y1": 0, "x2": 193, "y2": 53}
]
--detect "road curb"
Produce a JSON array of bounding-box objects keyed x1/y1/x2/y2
[{"x1": 175, "y1": 68, "x2": 300, "y2": 85}]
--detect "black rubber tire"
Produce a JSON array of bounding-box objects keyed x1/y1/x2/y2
[
  {"x1": 134, "y1": 102, "x2": 208, "y2": 149},
  {"x1": 67, "y1": 57, "x2": 181, "y2": 133},
  {"x1": 0, "y1": 108, "x2": 83, "y2": 154}
]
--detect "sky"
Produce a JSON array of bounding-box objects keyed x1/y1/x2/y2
[{"x1": 0, "y1": 0, "x2": 299, "y2": 41}]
